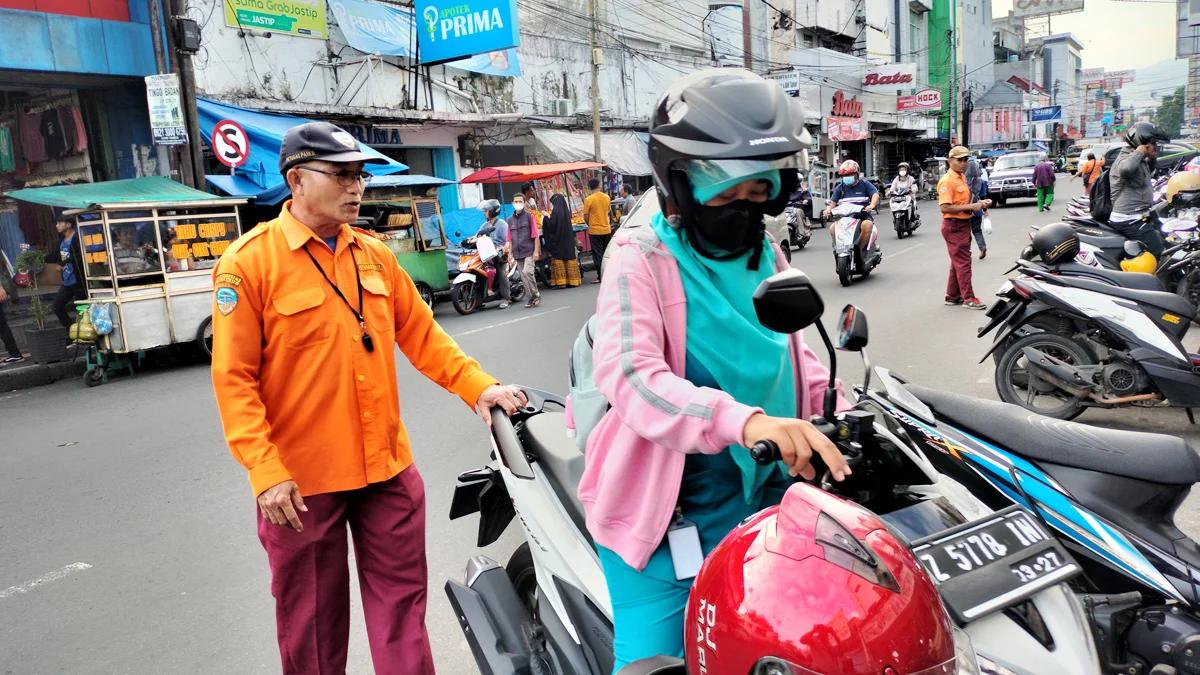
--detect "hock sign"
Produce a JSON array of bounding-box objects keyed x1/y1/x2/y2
[
  {"x1": 414, "y1": 0, "x2": 520, "y2": 65},
  {"x1": 898, "y1": 88, "x2": 942, "y2": 112}
]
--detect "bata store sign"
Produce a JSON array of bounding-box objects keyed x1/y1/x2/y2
[
  {"x1": 861, "y1": 63, "x2": 916, "y2": 91},
  {"x1": 898, "y1": 88, "x2": 942, "y2": 112}
]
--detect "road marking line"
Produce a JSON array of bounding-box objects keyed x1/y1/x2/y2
[
  {"x1": 450, "y1": 306, "x2": 572, "y2": 338},
  {"x1": 889, "y1": 242, "x2": 925, "y2": 258},
  {"x1": 0, "y1": 563, "x2": 92, "y2": 600}
]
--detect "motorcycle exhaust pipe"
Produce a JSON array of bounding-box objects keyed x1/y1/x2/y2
[
  {"x1": 1022, "y1": 347, "x2": 1092, "y2": 397},
  {"x1": 1087, "y1": 392, "x2": 1161, "y2": 405}
]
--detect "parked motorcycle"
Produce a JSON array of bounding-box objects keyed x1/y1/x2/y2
[
  {"x1": 451, "y1": 236, "x2": 526, "y2": 314},
  {"x1": 858, "y1": 362, "x2": 1200, "y2": 675},
  {"x1": 829, "y1": 202, "x2": 882, "y2": 286},
  {"x1": 980, "y1": 260, "x2": 1200, "y2": 421},
  {"x1": 444, "y1": 269, "x2": 1102, "y2": 675},
  {"x1": 889, "y1": 186, "x2": 921, "y2": 238}
]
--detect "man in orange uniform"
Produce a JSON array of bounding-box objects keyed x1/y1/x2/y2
[
  {"x1": 210, "y1": 122, "x2": 525, "y2": 675},
  {"x1": 938, "y1": 146, "x2": 992, "y2": 310}
]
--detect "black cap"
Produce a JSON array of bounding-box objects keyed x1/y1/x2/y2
[{"x1": 279, "y1": 122, "x2": 388, "y2": 174}]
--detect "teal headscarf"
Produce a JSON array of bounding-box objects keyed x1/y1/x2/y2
[{"x1": 650, "y1": 213, "x2": 795, "y2": 503}]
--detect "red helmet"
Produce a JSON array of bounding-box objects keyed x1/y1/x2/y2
[
  {"x1": 685, "y1": 483, "x2": 964, "y2": 675},
  {"x1": 838, "y1": 160, "x2": 860, "y2": 177}
]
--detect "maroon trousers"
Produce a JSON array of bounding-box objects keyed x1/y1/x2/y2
[
  {"x1": 257, "y1": 465, "x2": 433, "y2": 675},
  {"x1": 941, "y1": 217, "x2": 975, "y2": 301}
]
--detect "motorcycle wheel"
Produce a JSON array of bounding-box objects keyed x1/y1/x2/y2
[
  {"x1": 510, "y1": 279, "x2": 526, "y2": 303},
  {"x1": 995, "y1": 332, "x2": 1093, "y2": 420},
  {"x1": 991, "y1": 315, "x2": 1077, "y2": 367},
  {"x1": 837, "y1": 256, "x2": 852, "y2": 287},
  {"x1": 452, "y1": 283, "x2": 478, "y2": 315},
  {"x1": 780, "y1": 242, "x2": 792, "y2": 264},
  {"x1": 414, "y1": 282, "x2": 435, "y2": 309},
  {"x1": 196, "y1": 316, "x2": 214, "y2": 359},
  {"x1": 1177, "y1": 270, "x2": 1200, "y2": 324},
  {"x1": 507, "y1": 543, "x2": 538, "y2": 613}
]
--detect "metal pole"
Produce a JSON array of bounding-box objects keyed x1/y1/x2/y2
[
  {"x1": 147, "y1": 0, "x2": 176, "y2": 181},
  {"x1": 589, "y1": 0, "x2": 602, "y2": 161},
  {"x1": 949, "y1": 1, "x2": 957, "y2": 145},
  {"x1": 168, "y1": 0, "x2": 205, "y2": 189}
]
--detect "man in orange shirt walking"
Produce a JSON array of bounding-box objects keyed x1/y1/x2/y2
[
  {"x1": 210, "y1": 122, "x2": 524, "y2": 675},
  {"x1": 583, "y1": 177, "x2": 612, "y2": 283},
  {"x1": 939, "y1": 146, "x2": 992, "y2": 310}
]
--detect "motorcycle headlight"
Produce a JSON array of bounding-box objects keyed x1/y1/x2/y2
[{"x1": 457, "y1": 260, "x2": 469, "y2": 271}]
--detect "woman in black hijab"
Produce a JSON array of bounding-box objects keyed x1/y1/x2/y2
[{"x1": 544, "y1": 193, "x2": 580, "y2": 288}]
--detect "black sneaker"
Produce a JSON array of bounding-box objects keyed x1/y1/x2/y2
[{"x1": 2, "y1": 355, "x2": 24, "y2": 364}]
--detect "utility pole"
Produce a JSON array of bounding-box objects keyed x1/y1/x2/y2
[
  {"x1": 147, "y1": 0, "x2": 178, "y2": 183},
  {"x1": 949, "y1": 5, "x2": 957, "y2": 145},
  {"x1": 166, "y1": 0, "x2": 205, "y2": 189},
  {"x1": 589, "y1": 0, "x2": 602, "y2": 161}
]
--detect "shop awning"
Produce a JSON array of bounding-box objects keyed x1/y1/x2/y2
[
  {"x1": 366, "y1": 175, "x2": 454, "y2": 188},
  {"x1": 532, "y1": 129, "x2": 653, "y2": 176},
  {"x1": 460, "y1": 161, "x2": 606, "y2": 184},
  {"x1": 198, "y1": 98, "x2": 408, "y2": 205},
  {"x1": 6, "y1": 177, "x2": 245, "y2": 211}
]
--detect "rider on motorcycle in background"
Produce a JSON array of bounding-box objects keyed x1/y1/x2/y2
[
  {"x1": 824, "y1": 160, "x2": 879, "y2": 248},
  {"x1": 890, "y1": 162, "x2": 919, "y2": 218},
  {"x1": 1111, "y1": 121, "x2": 1171, "y2": 258},
  {"x1": 475, "y1": 199, "x2": 512, "y2": 309},
  {"x1": 579, "y1": 67, "x2": 850, "y2": 672},
  {"x1": 787, "y1": 177, "x2": 814, "y2": 222}
]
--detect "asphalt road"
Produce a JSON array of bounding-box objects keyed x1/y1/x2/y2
[{"x1": 3, "y1": 178, "x2": 1199, "y2": 674}]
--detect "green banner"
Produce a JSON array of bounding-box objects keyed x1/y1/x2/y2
[{"x1": 225, "y1": 0, "x2": 326, "y2": 39}]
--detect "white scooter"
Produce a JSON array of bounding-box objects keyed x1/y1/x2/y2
[
  {"x1": 829, "y1": 200, "x2": 882, "y2": 286},
  {"x1": 444, "y1": 271, "x2": 1102, "y2": 675},
  {"x1": 889, "y1": 187, "x2": 921, "y2": 239}
]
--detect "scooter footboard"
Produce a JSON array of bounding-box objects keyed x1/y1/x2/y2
[{"x1": 445, "y1": 557, "x2": 533, "y2": 675}]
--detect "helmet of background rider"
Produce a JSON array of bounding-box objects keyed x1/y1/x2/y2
[
  {"x1": 648, "y1": 68, "x2": 810, "y2": 222},
  {"x1": 1031, "y1": 222, "x2": 1080, "y2": 266},
  {"x1": 1167, "y1": 171, "x2": 1200, "y2": 210},
  {"x1": 476, "y1": 199, "x2": 502, "y2": 220},
  {"x1": 685, "y1": 483, "x2": 965, "y2": 675},
  {"x1": 838, "y1": 159, "x2": 860, "y2": 177},
  {"x1": 1126, "y1": 122, "x2": 1170, "y2": 148}
]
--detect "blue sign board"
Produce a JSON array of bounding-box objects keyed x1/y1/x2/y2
[
  {"x1": 329, "y1": 0, "x2": 520, "y2": 75},
  {"x1": 1030, "y1": 106, "x2": 1062, "y2": 123},
  {"x1": 413, "y1": 0, "x2": 521, "y2": 65},
  {"x1": 1103, "y1": 112, "x2": 1114, "y2": 124}
]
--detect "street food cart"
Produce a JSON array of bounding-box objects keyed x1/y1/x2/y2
[
  {"x1": 7, "y1": 177, "x2": 247, "y2": 386},
  {"x1": 356, "y1": 175, "x2": 454, "y2": 308}
]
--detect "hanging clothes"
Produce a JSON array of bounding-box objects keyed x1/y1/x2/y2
[
  {"x1": 56, "y1": 105, "x2": 76, "y2": 154},
  {"x1": 19, "y1": 110, "x2": 46, "y2": 163},
  {"x1": 69, "y1": 104, "x2": 87, "y2": 154},
  {"x1": 40, "y1": 108, "x2": 66, "y2": 158},
  {"x1": 0, "y1": 125, "x2": 14, "y2": 173}
]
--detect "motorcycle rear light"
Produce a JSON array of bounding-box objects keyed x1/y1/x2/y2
[
  {"x1": 1010, "y1": 280, "x2": 1035, "y2": 300},
  {"x1": 814, "y1": 512, "x2": 901, "y2": 593}
]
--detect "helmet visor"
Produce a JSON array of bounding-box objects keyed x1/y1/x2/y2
[
  {"x1": 755, "y1": 629, "x2": 978, "y2": 675},
  {"x1": 683, "y1": 155, "x2": 800, "y2": 204}
]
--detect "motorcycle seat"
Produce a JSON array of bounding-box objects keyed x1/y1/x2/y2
[
  {"x1": 520, "y1": 412, "x2": 592, "y2": 543},
  {"x1": 904, "y1": 383, "x2": 1200, "y2": 486},
  {"x1": 1049, "y1": 261, "x2": 1165, "y2": 292},
  {"x1": 1043, "y1": 274, "x2": 1198, "y2": 320}
]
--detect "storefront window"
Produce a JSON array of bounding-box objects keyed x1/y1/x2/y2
[
  {"x1": 111, "y1": 221, "x2": 162, "y2": 276},
  {"x1": 163, "y1": 217, "x2": 238, "y2": 271}
]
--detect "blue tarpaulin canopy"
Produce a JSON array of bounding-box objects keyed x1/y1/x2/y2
[{"x1": 198, "y1": 98, "x2": 408, "y2": 205}]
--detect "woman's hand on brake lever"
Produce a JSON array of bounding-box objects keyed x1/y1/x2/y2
[{"x1": 742, "y1": 413, "x2": 851, "y2": 481}]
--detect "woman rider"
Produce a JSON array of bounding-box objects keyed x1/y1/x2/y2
[{"x1": 577, "y1": 68, "x2": 851, "y2": 672}]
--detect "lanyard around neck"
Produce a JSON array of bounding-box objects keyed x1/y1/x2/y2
[{"x1": 302, "y1": 242, "x2": 375, "y2": 352}]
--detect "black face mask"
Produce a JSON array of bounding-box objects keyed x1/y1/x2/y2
[{"x1": 687, "y1": 200, "x2": 769, "y2": 266}]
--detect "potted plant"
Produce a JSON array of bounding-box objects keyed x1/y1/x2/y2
[{"x1": 15, "y1": 247, "x2": 66, "y2": 364}]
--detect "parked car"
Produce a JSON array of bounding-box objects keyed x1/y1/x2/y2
[{"x1": 987, "y1": 150, "x2": 1047, "y2": 206}]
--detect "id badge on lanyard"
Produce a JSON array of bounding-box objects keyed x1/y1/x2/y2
[{"x1": 667, "y1": 509, "x2": 703, "y2": 581}]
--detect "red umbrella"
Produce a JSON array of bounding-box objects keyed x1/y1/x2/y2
[{"x1": 459, "y1": 161, "x2": 606, "y2": 184}]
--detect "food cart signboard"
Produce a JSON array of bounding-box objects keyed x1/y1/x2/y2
[
  {"x1": 413, "y1": 0, "x2": 521, "y2": 65},
  {"x1": 225, "y1": 0, "x2": 327, "y2": 39},
  {"x1": 212, "y1": 120, "x2": 250, "y2": 169},
  {"x1": 145, "y1": 74, "x2": 187, "y2": 146}
]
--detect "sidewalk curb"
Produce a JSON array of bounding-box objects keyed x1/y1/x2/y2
[{"x1": 0, "y1": 360, "x2": 87, "y2": 393}]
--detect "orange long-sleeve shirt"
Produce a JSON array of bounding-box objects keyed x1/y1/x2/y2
[{"x1": 211, "y1": 202, "x2": 498, "y2": 497}]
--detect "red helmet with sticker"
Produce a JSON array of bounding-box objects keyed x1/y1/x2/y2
[
  {"x1": 685, "y1": 483, "x2": 964, "y2": 675},
  {"x1": 838, "y1": 160, "x2": 861, "y2": 177}
]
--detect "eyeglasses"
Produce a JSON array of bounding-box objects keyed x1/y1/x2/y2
[{"x1": 297, "y1": 166, "x2": 370, "y2": 187}]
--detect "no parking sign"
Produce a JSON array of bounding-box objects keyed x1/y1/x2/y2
[{"x1": 211, "y1": 119, "x2": 249, "y2": 169}]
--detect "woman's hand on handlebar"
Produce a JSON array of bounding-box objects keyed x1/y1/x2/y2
[{"x1": 742, "y1": 413, "x2": 851, "y2": 481}]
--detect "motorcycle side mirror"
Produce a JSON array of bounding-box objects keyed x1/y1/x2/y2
[
  {"x1": 836, "y1": 305, "x2": 869, "y2": 352},
  {"x1": 752, "y1": 269, "x2": 824, "y2": 334},
  {"x1": 753, "y1": 270, "x2": 840, "y2": 421}
]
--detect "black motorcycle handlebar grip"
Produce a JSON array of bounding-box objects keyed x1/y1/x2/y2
[{"x1": 750, "y1": 440, "x2": 782, "y2": 466}]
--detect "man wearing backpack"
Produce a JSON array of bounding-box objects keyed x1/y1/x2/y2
[{"x1": 1110, "y1": 122, "x2": 1170, "y2": 258}]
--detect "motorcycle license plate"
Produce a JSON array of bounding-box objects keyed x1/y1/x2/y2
[{"x1": 910, "y1": 505, "x2": 1079, "y2": 625}]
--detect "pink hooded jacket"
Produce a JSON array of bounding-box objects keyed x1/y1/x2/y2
[{"x1": 577, "y1": 225, "x2": 845, "y2": 571}]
